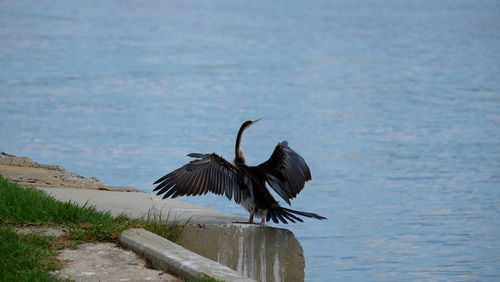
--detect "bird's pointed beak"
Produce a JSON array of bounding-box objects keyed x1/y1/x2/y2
[{"x1": 252, "y1": 118, "x2": 262, "y2": 125}]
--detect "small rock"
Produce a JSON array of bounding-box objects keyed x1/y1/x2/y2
[{"x1": 14, "y1": 226, "x2": 67, "y2": 237}]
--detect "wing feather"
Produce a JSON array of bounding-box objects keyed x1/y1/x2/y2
[
  {"x1": 186, "y1": 169, "x2": 201, "y2": 196},
  {"x1": 163, "y1": 184, "x2": 178, "y2": 198},
  {"x1": 153, "y1": 153, "x2": 240, "y2": 200},
  {"x1": 257, "y1": 141, "x2": 312, "y2": 205},
  {"x1": 194, "y1": 167, "x2": 208, "y2": 195}
]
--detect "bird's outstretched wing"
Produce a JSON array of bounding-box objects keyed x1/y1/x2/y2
[
  {"x1": 257, "y1": 141, "x2": 312, "y2": 205},
  {"x1": 153, "y1": 153, "x2": 242, "y2": 202}
]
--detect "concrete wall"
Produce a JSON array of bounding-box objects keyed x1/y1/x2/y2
[{"x1": 178, "y1": 224, "x2": 305, "y2": 282}]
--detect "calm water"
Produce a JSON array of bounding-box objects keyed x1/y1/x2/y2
[{"x1": 1, "y1": 0, "x2": 500, "y2": 280}]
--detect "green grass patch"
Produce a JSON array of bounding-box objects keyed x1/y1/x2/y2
[
  {"x1": 0, "y1": 175, "x2": 128, "y2": 241},
  {"x1": 140, "y1": 210, "x2": 188, "y2": 242},
  {"x1": 0, "y1": 227, "x2": 70, "y2": 281},
  {"x1": 0, "y1": 175, "x2": 187, "y2": 242}
]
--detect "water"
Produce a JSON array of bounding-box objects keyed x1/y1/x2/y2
[{"x1": 1, "y1": 0, "x2": 500, "y2": 280}]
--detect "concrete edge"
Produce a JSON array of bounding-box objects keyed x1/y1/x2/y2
[{"x1": 119, "y1": 228, "x2": 257, "y2": 282}]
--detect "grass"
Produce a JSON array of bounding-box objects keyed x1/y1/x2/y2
[
  {"x1": 0, "y1": 175, "x2": 188, "y2": 280},
  {"x1": 0, "y1": 227, "x2": 71, "y2": 281},
  {"x1": 139, "y1": 209, "x2": 188, "y2": 242}
]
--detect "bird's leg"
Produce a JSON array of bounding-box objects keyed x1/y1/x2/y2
[{"x1": 260, "y1": 217, "x2": 266, "y2": 226}]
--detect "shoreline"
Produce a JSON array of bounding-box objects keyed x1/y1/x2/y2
[{"x1": 0, "y1": 152, "x2": 140, "y2": 192}]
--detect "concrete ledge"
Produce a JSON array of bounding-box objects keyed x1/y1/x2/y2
[
  {"x1": 179, "y1": 224, "x2": 304, "y2": 282},
  {"x1": 119, "y1": 228, "x2": 256, "y2": 282}
]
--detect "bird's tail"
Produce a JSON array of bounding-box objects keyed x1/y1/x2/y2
[{"x1": 266, "y1": 205, "x2": 327, "y2": 224}]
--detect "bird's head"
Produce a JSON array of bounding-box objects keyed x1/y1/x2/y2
[{"x1": 241, "y1": 118, "x2": 262, "y2": 130}]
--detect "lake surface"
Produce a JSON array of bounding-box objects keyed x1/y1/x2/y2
[{"x1": 1, "y1": 0, "x2": 500, "y2": 280}]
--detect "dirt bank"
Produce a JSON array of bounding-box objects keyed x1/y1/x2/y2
[{"x1": 0, "y1": 152, "x2": 140, "y2": 192}]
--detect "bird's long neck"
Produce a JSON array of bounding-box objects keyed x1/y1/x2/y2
[{"x1": 234, "y1": 124, "x2": 247, "y2": 165}]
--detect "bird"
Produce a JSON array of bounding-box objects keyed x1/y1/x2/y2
[{"x1": 153, "y1": 119, "x2": 326, "y2": 225}]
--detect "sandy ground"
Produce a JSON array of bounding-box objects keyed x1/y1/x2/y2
[{"x1": 0, "y1": 152, "x2": 140, "y2": 192}]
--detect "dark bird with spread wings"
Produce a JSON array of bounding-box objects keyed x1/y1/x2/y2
[{"x1": 153, "y1": 119, "x2": 326, "y2": 225}]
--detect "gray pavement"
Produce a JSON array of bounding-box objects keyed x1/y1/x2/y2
[
  {"x1": 38, "y1": 186, "x2": 245, "y2": 224},
  {"x1": 54, "y1": 242, "x2": 181, "y2": 282}
]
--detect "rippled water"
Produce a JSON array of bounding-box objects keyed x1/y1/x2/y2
[{"x1": 1, "y1": 0, "x2": 500, "y2": 280}]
